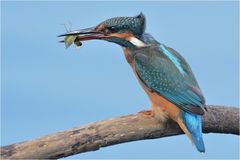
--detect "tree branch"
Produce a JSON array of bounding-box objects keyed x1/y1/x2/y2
[{"x1": 1, "y1": 105, "x2": 239, "y2": 159}]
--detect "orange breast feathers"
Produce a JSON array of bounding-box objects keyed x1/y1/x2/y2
[
  {"x1": 142, "y1": 81, "x2": 194, "y2": 142},
  {"x1": 145, "y1": 87, "x2": 193, "y2": 142}
]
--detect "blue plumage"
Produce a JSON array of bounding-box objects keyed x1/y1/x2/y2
[
  {"x1": 181, "y1": 111, "x2": 205, "y2": 152},
  {"x1": 134, "y1": 43, "x2": 205, "y2": 115},
  {"x1": 159, "y1": 44, "x2": 186, "y2": 75},
  {"x1": 134, "y1": 42, "x2": 206, "y2": 152}
]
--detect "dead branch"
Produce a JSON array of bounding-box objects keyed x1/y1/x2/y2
[{"x1": 1, "y1": 105, "x2": 239, "y2": 159}]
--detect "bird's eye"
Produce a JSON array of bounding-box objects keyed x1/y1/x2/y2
[{"x1": 105, "y1": 26, "x2": 117, "y2": 33}]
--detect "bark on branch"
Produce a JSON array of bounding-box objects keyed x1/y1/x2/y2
[{"x1": 1, "y1": 105, "x2": 239, "y2": 159}]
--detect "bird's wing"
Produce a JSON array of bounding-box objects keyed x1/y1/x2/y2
[{"x1": 134, "y1": 44, "x2": 205, "y2": 115}]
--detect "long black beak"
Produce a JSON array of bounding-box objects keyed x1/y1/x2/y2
[
  {"x1": 58, "y1": 27, "x2": 106, "y2": 41},
  {"x1": 58, "y1": 27, "x2": 98, "y2": 37}
]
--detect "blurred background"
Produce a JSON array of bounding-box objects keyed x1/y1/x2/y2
[{"x1": 1, "y1": 1, "x2": 239, "y2": 159}]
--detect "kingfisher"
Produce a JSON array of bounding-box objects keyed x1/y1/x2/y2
[{"x1": 58, "y1": 13, "x2": 206, "y2": 152}]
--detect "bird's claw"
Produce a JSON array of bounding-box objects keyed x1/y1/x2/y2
[{"x1": 138, "y1": 110, "x2": 154, "y2": 117}]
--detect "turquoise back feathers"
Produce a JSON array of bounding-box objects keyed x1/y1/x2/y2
[{"x1": 134, "y1": 43, "x2": 206, "y2": 115}]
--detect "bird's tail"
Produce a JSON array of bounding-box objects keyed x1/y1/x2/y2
[{"x1": 177, "y1": 112, "x2": 205, "y2": 152}]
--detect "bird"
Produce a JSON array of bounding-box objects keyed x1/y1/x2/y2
[{"x1": 58, "y1": 13, "x2": 206, "y2": 152}]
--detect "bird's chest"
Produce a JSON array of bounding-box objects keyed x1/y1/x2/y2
[
  {"x1": 122, "y1": 47, "x2": 155, "y2": 95},
  {"x1": 122, "y1": 47, "x2": 148, "y2": 90}
]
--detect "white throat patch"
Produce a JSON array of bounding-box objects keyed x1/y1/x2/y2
[{"x1": 128, "y1": 37, "x2": 146, "y2": 48}]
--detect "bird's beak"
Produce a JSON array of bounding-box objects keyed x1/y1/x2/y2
[{"x1": 58, "y1": 27, "x2": 107, "y2": 41}]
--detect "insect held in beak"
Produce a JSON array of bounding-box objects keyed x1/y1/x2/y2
[
  {"x1": 59, "y1": 24, "x2": 82, "y2": 49},
  {"x1": 63, "y1": 35, "x2": 82, "y2": 48}
]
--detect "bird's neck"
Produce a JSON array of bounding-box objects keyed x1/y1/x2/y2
[
  {"x1": 140, "y1": 33, "x2": 159, "y2": 45},
  {"x1": 122, "y1": 33, "x2": 158, "y2": 64}
]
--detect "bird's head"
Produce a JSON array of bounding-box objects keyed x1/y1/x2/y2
[{"x1": 58, "y1": 13, "x2": 146, "y2": 49}]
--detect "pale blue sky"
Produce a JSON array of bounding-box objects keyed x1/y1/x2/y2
[{"x1": 1, "y1": 1, "x2": 239, "y2": 159}]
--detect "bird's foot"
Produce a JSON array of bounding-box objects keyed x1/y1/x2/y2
[{"x1": 138, "y1": 110, "x2": 154, "y2": 117}]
